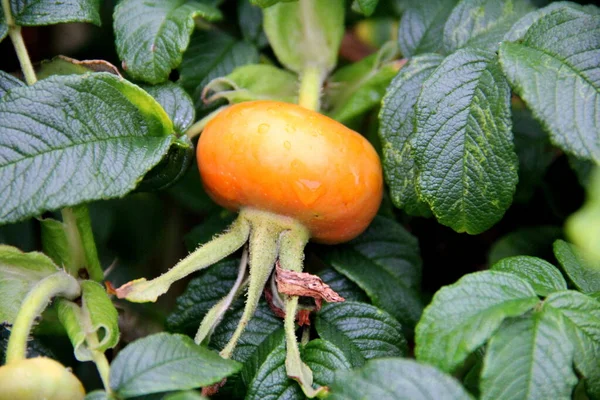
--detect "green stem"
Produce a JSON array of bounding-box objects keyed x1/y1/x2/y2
[
  {"x1": 1, "y1": 0, "x2": 36, "y2": 85},
  {"x1": 185, "y1": 105, "x2": 230, "y2": 140},
  {"x1": 61, "y1": 206, "x2": 104, "y2": 282},
  {"x1": 116, "y1": 216, "x2": 250, "y2": 302},
  {"x1": 86, "y1": 333, "x2": 113, "y2": 395},
  {"x1": 298, "y1": 65, "x2": 324, "y2": 111},
  {"x1": 6, "y1": 272, "x2": 80, "y2": 364}
]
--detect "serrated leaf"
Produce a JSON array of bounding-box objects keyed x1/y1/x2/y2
[
  {"x1": 0, "y1": 73, "x2": 174, "y2": 225},
  {"x1": 317, "y1": 267, "x2": 369, "y2": 303},
  {"x1": 178, "y1": 29, "x2": 259, "y2": 111},
  {"x1": 315, "y1": 301, "x2": 407, "y2": 367},
  {"x1": 480, "y1": 312, "x2": 577, "y2": 400},
  {"x1": 379, "y1": 53, "x2": 443, "y2": 216},
  {"x1": 352, "y1": 0, "x2": 378, "y2": 17},
  {"x1": 238, "y1": 0, "x2": 268, "y2": 48},
  {"x1": 0, "y1": 245, "x2": 58, "y2": 323},
  {"x1": 414, "y1": 48, "x2": 517, "y2": 234},
  {"x1": 329, "y1": 358, "x2": 473, "y2": 400},
  {"x1": 498, "y1": 9, "x2": 600, "y2": 163},
  {"x1": 554, "y1": 239, "x2": 600, "y2": 293},
  {"x1": 11, "y1": 0, "x2": 101, "y2": 26},
  {"x1": 415, "y1": 271, "x2": 539, "y2": 372},
  {"x1": 492, "y1": 256, "x2": 566, "y2": 296},
  {"x1": 544, "y1": 291, "x2": 600, "y2": 399},
  {"x1": 114, "y1": 0, "x2": 222, "y2": 84},
  {"x1": 567, "y1": 168, "x2": 600, "y2": 262},
  {"x1": 322, "y1": 216, "x2": 423, "y2": 329},
  {"x1": 142, "y1": 82, "x2": 195, "y2": 135},
  {"x1": 57, "y1": 280, "x2": 120, "y2": 361},
  {"x1": 110, "y1": 332, "x2": 241, "y2": 398},
  {"x1": 0, "y1": 71, "x2": 23, "y2": 99},
  {"x1": 326, "y1": 42, "x2": 400, "y2": 124},
  {"x1": 443, "y1": 0, "x2": 534, "y2": 52},
  {"x1": 488, "y1": 225, "x2": 562, "y2": 265},
  {"x1": 398, "y1": 0, "x2": 458, "y2": 57},
  {"x1": 263, "y1": 0, "x2": 344, "y2": 74}
]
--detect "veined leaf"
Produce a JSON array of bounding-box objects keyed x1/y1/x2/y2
[
  {"x1": 554, "y1": 239, "x2": 600, "y2": 293},
  {"x1": 0, "y1": 71, "x2": 23, "y2": 99},
  {"x1": 318, "y1": 267, "x2": 369, "y2": 303},
  {"x1": 142, "y1": 82, "x2": 195, "y2": 135},
  {"x1": 11, "y1": 0, "x2": 102, "y2": 26},
  {"x1": 491, "y1": 256, "x2": 567, "y2": 296}
]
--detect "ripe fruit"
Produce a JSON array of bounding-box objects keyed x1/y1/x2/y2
[
  {"x1": 197, "y1": 100, "x2": 383, "y2": 244},
  {"x1": 0, "y1": 357, "x2": 85, "y2": 400}
]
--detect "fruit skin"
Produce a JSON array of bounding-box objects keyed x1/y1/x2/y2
[
  {"x1": 0, "y1": 357, "x2": 85, "y2": 400},
  {"x1": 197, "y1": 100, "x2": 383, "y2": 244}
]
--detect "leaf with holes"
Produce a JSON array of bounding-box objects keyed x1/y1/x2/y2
[
  {"x1": 11, "y1": 0, "x2": 102, "y2": 26},
  {"x1": 491, "y1": 256, "x2": 567, "y2": 297},
  {"x1": 414, "y1": 48, "x2": 517, "y2": 234}
]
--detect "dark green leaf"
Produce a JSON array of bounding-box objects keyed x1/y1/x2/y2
[
  {"x1": 301, "y1": 339, "x2": 352, "y2": 387},
  {"x1": 322, "y1": 216, "x2": 423, "y2": 329},
  {"x1": 415, "y1": 271, "x2": 539, "y2": 372},
  {"x1": 491, "y1": 256, "x2": 567, "y2": 296},
  {"x1": 114, "y1": 0, "x2": 222, "y2": 84},
  {"x1": 414, "y1": 48, "x2": 517, "y2": 234},
  {"x1": 166, "y1": 163, "x2": 219, "y2": 214},
  {"x1": 480, "y1": 312, "x2": 577, "y2": 400},
  {"x1": 488, "y1": 225, "x2": 562, "y2": 265},
  {"x1": 443, "y1": 0, "x2": 534, "y2": 52},
  {"x1": 329, "y1": 358, "x2": 473, "y2": 400},
  {"x1": 379, "y1": 53, "x2": 443, "y2": 216},
  {"x1": 142, "y1": 82, "x2": 195, "y2": 135},
  {"x1": 544, "y1": 291, "x2": 600, "y2": 399},
  {"x1": 178, "y1": 29, "x2": 259, "y2": 111},
  {"x1": 554, "y1": 239, "x2": 600, "y2": 293},
  {"x1": 0, "y1": 71, "x2": 23, "y2": 99},
  {"x1": 352, "y1": 0, "x2": 378, "y2": 17},
  {"x1": 110, "y1": 332, "x2": 241, "y2": 398},
  {"x1": 566, "y1": 168, "x2": 600, "y2": 263},
  {"x1": 498, "y1": 9, "x2": 600, "y2": 163},
  {"x1": 398, "y1": 0, "x2": 458, "y2": 57},
  {"x1": 0, "y1": 73, "x2": 174, "y2": 225},
  {"x1": 315, "y1": 301, "x2": 407, "y2": 367},
  {"x1": 569, "y1": 155, "x2": 595, "y2": 188},
  {"x1": 11, "y1": 0, "x2": 101, "y2": 26},
  {"x1": 238, "y1": 0, "x2": 268, "y2": 47},
  {"x1": 317, "y1": 267, "x2": 369, "y2": 303}
]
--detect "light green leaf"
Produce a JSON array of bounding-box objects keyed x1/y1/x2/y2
[
  {"x1": 480, "y1": 312, "x2": 577, "y2": 400},
  {"x1": 415, "y1": 271, "x2": 539, "y2": 372},
  {"x1": 11, "y1": 0, "x2": 102, "y2": 26},
  {"x1": 110, "y1": 332, "x2": 241, "y2": 398},
  {"x1": 263, "y1": 0, "x2": 344, "y2": 74},
  {"x1": 498, "y1": 9, "x2": 600, "y2": 163},
  {"x1": 379, "y1": 53, "x2": 443, "y2": 216},
  {"x1": 322, "y1": 216, "x2": 423, "y2": 329},
  {"x1": 0, "y1": 71, "x2": 23, "y2": 99},
  {"x1": 488, "y1": 225, "x2": 562, "y2": 265},
  {"x1": 443, "y1": 0, "x2": 534, "y2": 52},
  {"x1": 0, "y1": 73, "x2": 174, "y2": 225},
  {"x1": 315, "y1": 301, "x2": 407, "y2": 367},
  {"x1": 0, "y1": 245, "x2": 58, "y2": 323},
  {"x1": 114, "y1": 0, "x2": 222, "y2": 84},
  {"x1": 544, "y1": 291, "x2": 600, "y2": 399},
  {"x1": 142, "y1": 82, "x2": 195, "y2": 135},
  {"x1": 84, "y1": 390, "x2": 110, "y2": 400},
  {"x1": 491, "y1": 256, "x2": 567, "y2": 296},
  {"x1": 35, "y1": 56, "x2": 121, "y2": 81},
  {"x1": 567, "y1": 168, "x2": 600, "y2": 262},
  {"x1": 329, "y1": 358, "x2": 473, "y2": 400},
  {"x1": 414, "y1": 48, "x2": 517, "y2": 234},
  {"x1": 352, "y1": 0, "x2": 379, "y2": 17},
  {"x1": 554, "y1": 239, "x2": 600, "y2": 293},
  {"x1": 398, "y1": 0, "x2": 458, "y2": 57}
]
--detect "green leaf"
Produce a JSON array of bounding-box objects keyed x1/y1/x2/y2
[
  {"x1": 163, "y1": 391, "x2": 208, "y2": 400},
  {"x1": 178, "y1": 29, "x2": 259, "y2": 111},
  {"x1": 238, "y1": 0, "x2": 268, "y2": 48},
  {"x1": 202, "y1": 64, "x2": 298, "y2": 105},
  {"x1": 36, "y1": 56, "x2": 121, "y2": 81},
  {"x1": 352, "y1": 0, "x2": 378, "y2": 17},
  {"x1": 498, "y1": 9, "x2": 600, "y2": 163},
  {"x1": 544, "y1": 291, "x2": 600, "y2": 398},
  {"x1": 329, "y1": 358, "x2": 473, "y2": 400},
  {"x1": 569, "y1": 155, "x2": 596, "y2": 188},
  {"x1": 321, "y1": 216, "x2": 423, "y2": 329},
  {"x1": 11, "y1": 0, "x2": 102, "y2": 26},
  {"x1": 142, "y1": 82, "x2": 195, "y2": 135},
  {"x1": 301, "y1": 339, "x2": 352, "y2": 387},
  {"x1": 326, "y1": 42, "x2": 400, "y2": 124},
  {"x1": 488, "y1": 225, "x2": 562, "y2": 265},
  {"x1": 114, "y1": 0, "x2": 222, "y2": 84},
  {"x1": 415, "y1": 271, "x2": 539, "y2": 372},
  {"x1": 0, "y1": 73, "x2": 174, "y2": 225},
  {"x1": 317, "y1": 267, "x2": 369, "y2": 303},
  {"x1": 0, "y1": 245, "x2": 58, "y2": 323},
  {"x1": 0, "y1": 8, "x2": 7, "y2": 42},
  {"x1": 263, "y1": 0, "x2": 344, "y2": 74},
  {"x1": 443, "y1": 0, "x2": 534, "y2": 52},
  {"x1": 554, "y1": 239, "x2": 600, "y2": 293},
  {"x1": 567, "y1": 168, "x2": 600, "y2": 262},
  {"x1": 398, "y1": 0, "x2": 458, "y2": 57},
  {"x1": 110, "y1": 332, "x2": 241, "y2": 398},
  {"x1": 491, "y1": 256, "x2": 567, "y2": 296},
  {"x1": 57, "y1": 280, "x2": 119, "y2": 361},
  {"x1": 480, "y1": 312, "x2": 577, "y2": 400},
  {"x1": 315, "y1": 301, "x2": 407, "y2": 367},
  {"x1": 84, "y1": 390, "x2": 110, "y2": 400},
  {"x1": 379, "y1": 53, "x2": 443, "y2": 216},
  {"x1": 0, "y1": 71, "x2": 23, "y2": 99},
  {"x1": 414, "y1": 48, "x2": 517, "y2": 234}
]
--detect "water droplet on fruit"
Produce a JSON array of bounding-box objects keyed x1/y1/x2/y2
[
  {"x1": 284, "y1": 141, "x2": 291, "y2": 150},
  {"x1": 292, "y1": 179, "x2": 325, "y2": 206},
  {"x1": 285, "y1": 125, "x2": 296, "y2": 133},
  {"x1": 258, "y1": 123, "x2": 270, "y2": 134}
]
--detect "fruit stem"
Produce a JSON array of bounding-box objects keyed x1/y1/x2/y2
[
  {"x1": 185, "y1": 105, "x2": 230, "y2": 140},
  {"x1": 115, "y1": 216, "x2": 250, "y2": 302},
  {"x1": 5, "y1": 272, "x2": 80, "y2": 364},
  {"x1": 298, "y1": 65, "x2": 324, "y2": 111}
]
